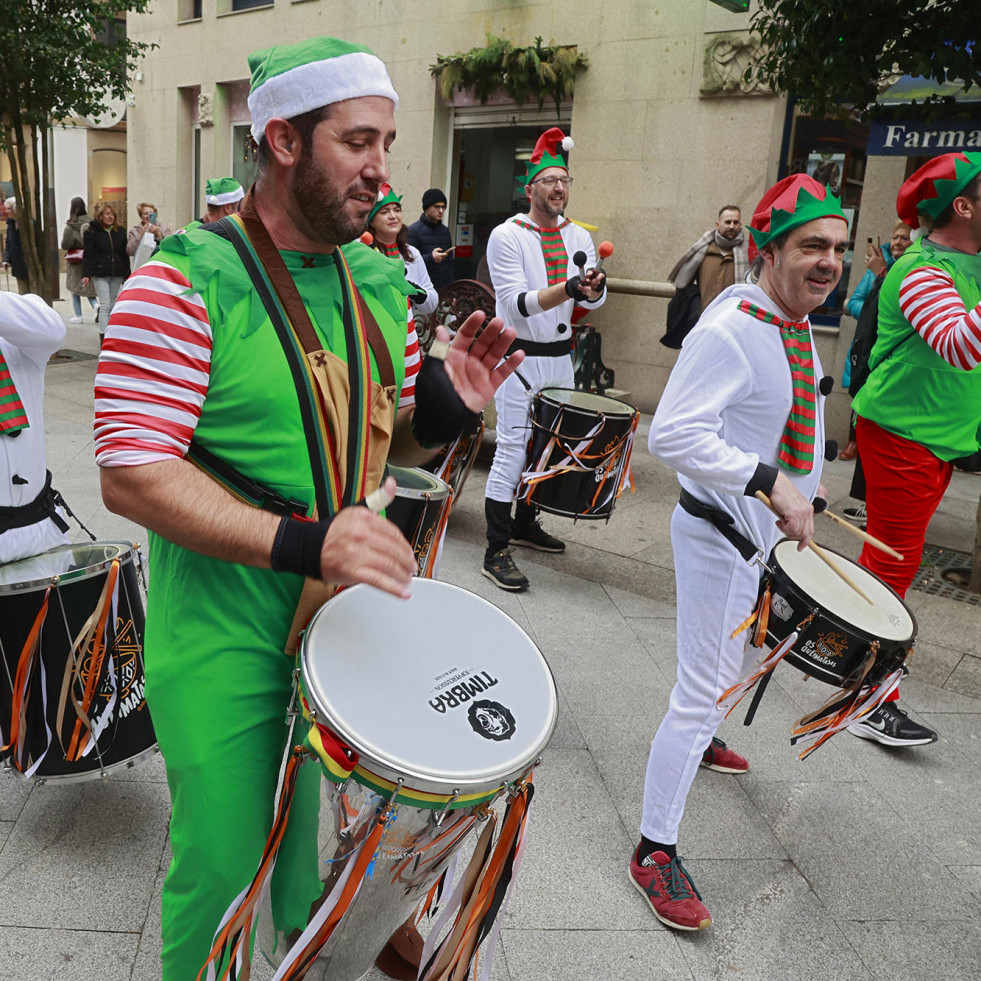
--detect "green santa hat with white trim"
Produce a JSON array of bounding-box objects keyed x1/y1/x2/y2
[
  {"x1": 367, "y1": 182, "x2": 402, "y2": 224},
  {"x1": 247, "y1": 36, "x2": 399, "y2": 143},
  {"x1": 205, "y1": 177, "x2": 244, "y2": 206}
]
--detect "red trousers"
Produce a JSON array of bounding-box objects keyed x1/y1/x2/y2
[{"x1": 855, "y1": 417, "x2": 953, "y2": 699}]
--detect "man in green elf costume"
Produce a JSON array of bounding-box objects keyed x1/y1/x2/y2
[
  {"x1": 179, "y1": 176, "x2": 247, "y2": 233},
  {"x1": 847, "y1": 151, "x2": 981, "y2": 747},
  {"x1": 95, "y1": 36, "x2": 522, "y2": 981}
]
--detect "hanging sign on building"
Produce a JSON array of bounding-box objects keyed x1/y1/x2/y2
[{"x1": 868, "y1": 116, "x2": 981, "y2": 156}]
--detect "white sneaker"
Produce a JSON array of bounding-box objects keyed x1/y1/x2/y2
[{"x1": 69, "y1": 315, "x2": 82, "y2": 323}]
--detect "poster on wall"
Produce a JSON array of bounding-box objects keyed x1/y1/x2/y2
[{"x1": 806, "y1": 152, "x2": 845, "y2": 196}]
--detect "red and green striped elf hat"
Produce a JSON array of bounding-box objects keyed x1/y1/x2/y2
[
  {"x1": 521, "y1": 127, "x2": 574, "y2": 187},
  {"x1": 748, "y1": 174, "x2": 847, "y2": 256},
  {"x1": 367, "y1": 182, "x2": 401, "y2": 224},
  {"x1": 896, "y1": 151, "x2": 981, "y2": 229}
]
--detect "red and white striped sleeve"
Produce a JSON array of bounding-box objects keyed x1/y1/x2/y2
[
  {"x1": 94, "y1": 260, "x2": 213, "y2": 467},
  {"x1": 898, "y1": 265, "x2": 981, "y2": 370},
  {"x1": 399, "y1": 300, "x2": 420, "y2": 410}
]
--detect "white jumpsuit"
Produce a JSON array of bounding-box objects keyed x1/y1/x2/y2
[
  {"x1": 484, "y1": 214, "x2": 606, "y2": 504},
  {"x1": 642, "y1": 282, "x2": 825, "y2": 844}
]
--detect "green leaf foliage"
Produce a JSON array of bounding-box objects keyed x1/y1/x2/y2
[
  {"x1": 748, "y1": 0, "x2": 979, "y2": 119},
  {"x1": 430, "y1": 35, "x2": 588, "y2": 112}
]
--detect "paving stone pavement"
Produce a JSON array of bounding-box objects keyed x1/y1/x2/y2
[{"x1": 2, "y1": 292, "x2": 980, "y2": 980}]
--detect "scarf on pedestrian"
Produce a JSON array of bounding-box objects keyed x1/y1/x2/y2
[
  {"x1": 669, "y1": 228, "x2": 750, "y2": 290},
  {"x1": 738, "y1": 300, "x2": 816, "y2": 474},
  {"x1": 0, "y1": 347, "x2": 28, "y2": 435}
]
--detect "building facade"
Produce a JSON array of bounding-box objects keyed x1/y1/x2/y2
[{"x1": 128, "y1": 0, "x2": 916, "y2": 439}]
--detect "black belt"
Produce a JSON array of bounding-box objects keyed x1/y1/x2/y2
[
  {"x1": 506, "y1": 338, "x2": 571, "y2": 358},
  {"x1": 0, "y1": 470, "x2": 71, "y2": 535},
  {"x1": 678, "y1": 488, "x2": 760, "y2": 563}
]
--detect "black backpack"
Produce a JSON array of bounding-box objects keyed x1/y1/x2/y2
[
  {"x1": 848, "y1": 275, "x2": 885, "y2": 397},
  {"x1": 660, "y1": 281, "x2": 701, "y2": 349}
]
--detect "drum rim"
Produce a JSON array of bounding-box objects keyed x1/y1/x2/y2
[
  {"x1": 537, "y1": 387, "x2": 638, "y2": 418},
  {"x1": 0, "y1": 540, "x2": 138, "y2": 593},
  {"x1": 300, "y1": 580, "x2": 558, "y2": 799},
  {"x1": 386, "y1": 466, "x2": 452, "y2": 501},
  {"x1": 7, "y1": 744, "x2": 161, "y2": 785},
  {"x1": 769, "y1": 539, "x2": 917, "y2": 646}
]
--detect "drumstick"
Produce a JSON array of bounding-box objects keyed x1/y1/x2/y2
[
  {"x1": 754, "y1": 491, "x2": 875, "y2": 606},
  {"x1": 821, "y1": 508, "x2": 904, "y2": 560}
]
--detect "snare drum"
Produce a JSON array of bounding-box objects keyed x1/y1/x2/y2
[
  {"x1": 760, "y1": 540, "x2": 915, "y2": 688},
  {"x1": 0, "y1": 541, "x2": 156, "y2": 781},
  {"x1": 519, "y1": 387, "x2": 639, "y2": 520},
  {"x1": 258, "y1": 578, "x2": 558, "y2": 980},
  {"x1": 423, "y1": 413, "x2": 485, "y2": 507},
  {"x1": 385, "y1": 466, "x2": 452, "y2": 578}
]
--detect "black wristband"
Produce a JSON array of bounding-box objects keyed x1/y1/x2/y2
[
  {"x1": 411, "y1": 354, "x2": 479, "y2": 448},
  {"x1": 270, "y1": 514, "x2": 332, "y2": 579},
  {"x1": 564, "y1": 275, "x2": 587, "y2": 302},
  {"x1": 744, "y1": 462, "x2": 778, "y2": 498}
]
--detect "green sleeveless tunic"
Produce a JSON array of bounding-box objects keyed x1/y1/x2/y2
[{"x1": 854, "y1": 237, "x2": 981, "y2": 460}]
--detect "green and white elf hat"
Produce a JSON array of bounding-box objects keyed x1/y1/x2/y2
[
  {"x1": 521, "y1": 127, "x2": 574, "y2": 187},
  {"x1": 248, "y1": 37, "x2": 399, "y2": 143},
  {"x1": 205, "y1": 177, "x2": 245, "y2": 205},
  {"x1": 368, "y1": 182, "x2": 402, "y2": 224}
]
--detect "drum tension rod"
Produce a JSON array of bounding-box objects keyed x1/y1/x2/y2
[
  {"x1": 432, "y1": 790, "x2": 461, "y2": 828},
  {"x1": 285, "y1": 668, "x2": 301, "y2": 723}
]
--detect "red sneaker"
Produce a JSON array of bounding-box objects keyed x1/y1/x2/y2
[
  {"x1": 629, "y1": 848, "x2": 712, "y2": 931},
  {"x1": 700, "y1": 736, "x2": 748, "y2": 773}
]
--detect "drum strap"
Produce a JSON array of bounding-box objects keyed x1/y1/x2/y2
[
  {"x1": 678, "y1": 489, "x2": 761, "y2": 563},
  {"x1": 506, "y1": 338, "x2": 571, "y2": 358},
  {"x1": 0, "y1": 470, "x2": 70, "y2": 534}
]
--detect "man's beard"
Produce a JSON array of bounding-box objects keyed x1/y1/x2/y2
[
  {"x1": 291, "y1": 147, "x2": 377, "y2": 245},
  {"x1": 532, "y1": 187, "x2": 567, "y2": 220}
]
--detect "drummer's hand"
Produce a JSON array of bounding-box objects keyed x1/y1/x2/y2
[
  {"x1": 768, "y1": 471, "x2": 815, "y2": 550},
  {"x1": 319, "y1": 504, "x2": 416, "y2": 599},
  {"x1": 581, "y1": 268, "x2": 606, "y2": 300},
  {"x1": 440, "y1": 315, "x2": 524, "y2": 412}
]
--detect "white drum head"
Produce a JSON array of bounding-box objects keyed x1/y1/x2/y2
[
  {"x1": 773, "y1": 540, "x2": 914, "y2": 641},
  {"x1": 539, "y1": 387, "x2": 636, "y2": 417},
  {"x1": 0, "y1": 541, "x2": 134, "y2": 593},
  {"x1": 301, "y1": 579, "x2": 557, "y2": 798}
]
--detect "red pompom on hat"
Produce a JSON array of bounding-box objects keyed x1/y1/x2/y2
[{"x1": 895, "y1": 152, "x2": 981, "y2": 229}]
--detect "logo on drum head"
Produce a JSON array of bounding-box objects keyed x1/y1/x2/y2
[{"x1": 467, "y1": 700, "x2": 516, "y2": 741}]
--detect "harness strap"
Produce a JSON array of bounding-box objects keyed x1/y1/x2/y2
[
  {"x1": 678, "y1": 488, "x2": 760, "y2": 563},
  {"x1": 0, "y1": 470, "x2": 70, "y2": 534}
]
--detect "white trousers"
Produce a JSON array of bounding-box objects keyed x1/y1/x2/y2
[
  {"x1": 640, "y1": 505, "x2": 761, "y2": 844},
  {"x1": 484, "y1": 353, "x2": 574, "y2": 503}
]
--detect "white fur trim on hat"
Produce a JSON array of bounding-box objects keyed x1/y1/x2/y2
[
  {"x1": 249, "y1": 51, "x2": 398, "y2": 142},
  {"x1": 206, "y1": 187, "x2": 245, "y2": 205}
]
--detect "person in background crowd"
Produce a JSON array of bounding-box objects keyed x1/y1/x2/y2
[
  {"x1": 82, "y1": 202, "x2": 130, "y2": 340},
  {"x1": 178, "y1": 178, "x2": 245, "y2": 233},
  {"x1": 407, "y1": 188, "x2": 455, "y2": 292},
  {"x1": 62, "y1": 196, "x2": 99, "y2": 323},
  {"x1": 669, "y1": 205, "x2": 750, "y2": 313},
  {"x1": 126, "y1": 201, "x2": 172, "y2": 256},
  {"x1": 2, "y1": 198, "x2": 30, "y2": 295}
]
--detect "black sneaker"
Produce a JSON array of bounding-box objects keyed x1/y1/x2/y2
[
  {"x1": 510, "y1": 519, "x2": 565, "y2": 553},
  {"x1": 848, "y1": 703, "x2": 938, "y2": 747},
  {"x1": 843, "y1": 504, "x2": 867, "y2": 524},
  {"x1": 482, "y1": 547, "x2": 529, "y2": 591}
]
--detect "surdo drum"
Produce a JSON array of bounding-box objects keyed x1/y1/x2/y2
[
  {"x1": 519, "y1": 388, "x2": 639, "y2": 520},
  {"x1": 0, "y1": 541, "x2": 155, "y2": 781},
  {"x1": 222, "y1": 579, "x2": 557, "y2": 981}
]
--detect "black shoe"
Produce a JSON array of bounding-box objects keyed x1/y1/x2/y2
[
  {"x1": 482, "y1": 547, "x2": 529, "y2": 591},
  {"x1": 848, "y1": 703, "x2": 938, "y2": 747},
  {"x1": 510, "y1": 518, "x2": 565, "y2": 553},
  {"x1": 842, "y1": 504, "x2": 867, "y2": 524}
]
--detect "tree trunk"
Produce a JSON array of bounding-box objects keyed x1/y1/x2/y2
[
  {"x1": 11, "y1": 116, "x2": 51, "y2": 303},
  {"x1": 970, "y1": 490, "x2": 981, "y2": 594},
  {"x1": 40, "y1": 123, "x2": 59, "y2": 302}
]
